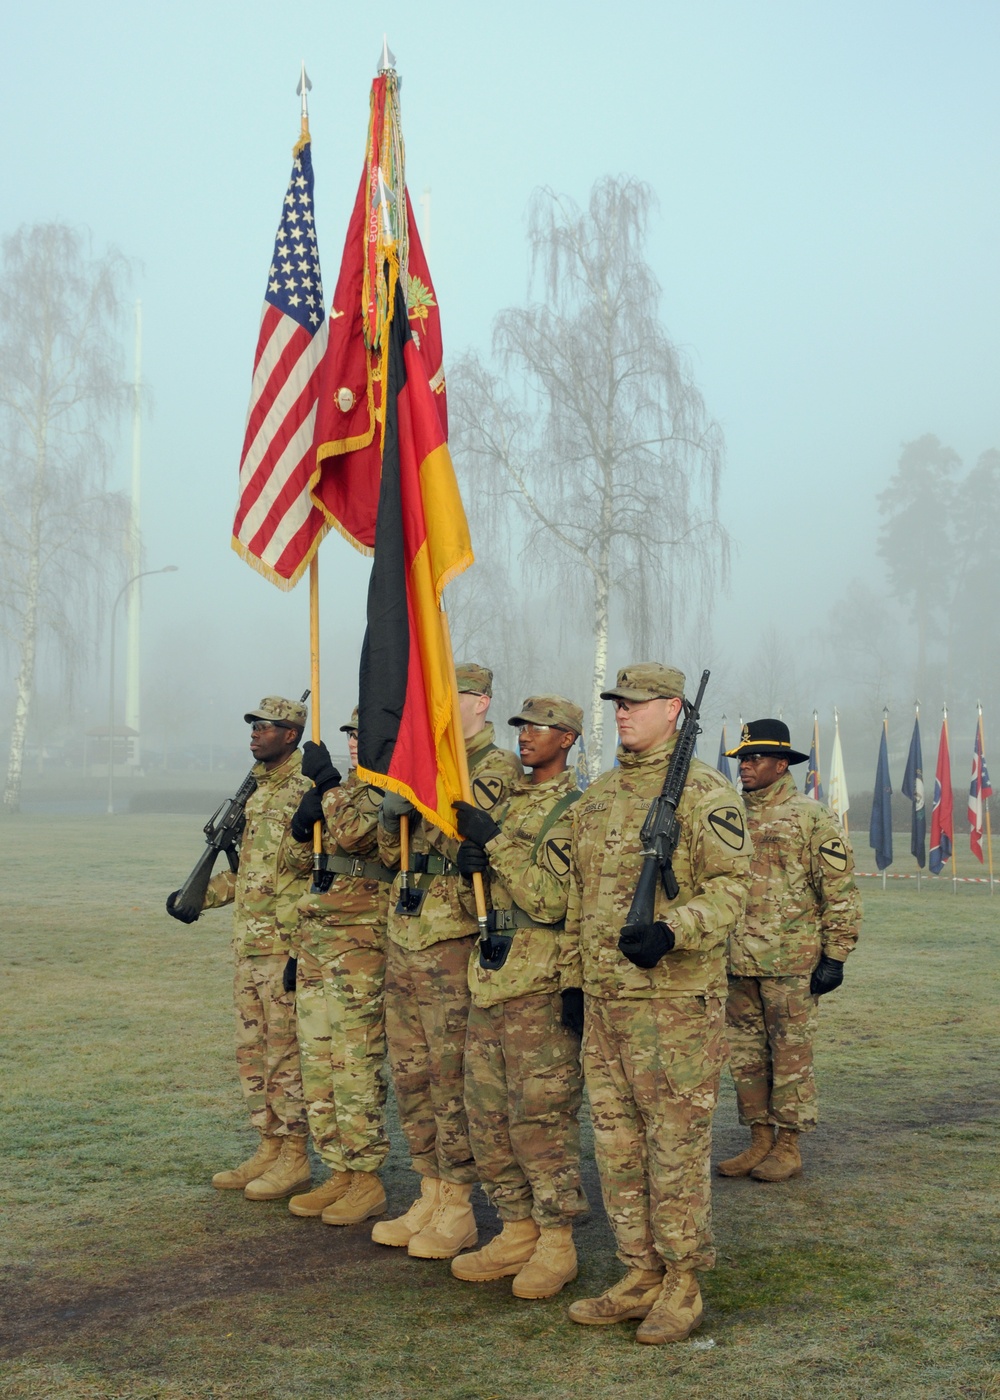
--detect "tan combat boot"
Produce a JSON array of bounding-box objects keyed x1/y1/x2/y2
[
  {"x1": 289, "y1": 1171, "x2": 352, "y2": 1217},
  {"x1": 567, "y1": 1267, "x2": 664, "y2": 1326},
  {"x1": 244, "y1": 1135, "x2": 312, "y2": 1200},
  {"x1": 716, "y1": 1123, "x2": 776, "y2": 1177},
  {"x1": 371, "y1": 1176, "x2": 442, "y2": 1248},
  {"x1": 407, "y1": 1181, "x2": 478, "y2": 1259},
  {"x1": 211, "y1": 1136, "x2": 281, "y2": 1190},
  {"x1": 750, "y1": 1127, "x2": 803, "y2": 1182},
  {"x1": 451, "y1": 1218, "x2": 540, "y2": 1282},
  {"x1": 635, "y1": 1264, "x2": 703, "y2": 1344},
  {"x1": 512, "y1": 1226, "x2": 578, "y2": 1299},
  {"x1": 321, "y1": 1171, "x2": 387, "y2": 1226}
]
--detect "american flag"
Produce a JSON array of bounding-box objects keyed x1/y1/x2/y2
[
  {"x1": 968, "y1": 713, "x2": 993, "y2": 862},
  {"x1": 232, "y1": 135, "x2": 329, "y2": 589}
]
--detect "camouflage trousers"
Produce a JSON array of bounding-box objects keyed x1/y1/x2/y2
[
  {"x1": 233, "y1": 952, "x2": 307, "y2": 1138},
  {"x1": 465, "y1": 991, "x2": 587, "y2": 1229},
  {"x1": 295, "y1": 935, "x2": 389, "y2": 1173},
  {"x1": 584, "y1": 993, "x2": 727, "y2": 1272},
  {"x1": 384, "y1": 935, "x2": 477, "y2": 1185},
  {"x1": 725, "y1": 974, "x2": 819, "y2": 1132}
]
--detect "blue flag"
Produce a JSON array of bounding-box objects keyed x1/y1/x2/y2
[
  {"x1": 716, "y1": 727, "x2": 732, "y2": 783},
  {"x1": 901, "y1": 716, "x2": 926, "y2": 868},
  {"x1": 869, "y1": 726, "x2": 893, "y2": 870}
]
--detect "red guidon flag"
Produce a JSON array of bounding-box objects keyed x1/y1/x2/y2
[
  {"x1": 310, "y1": 71, "x2": 446, "y2": 552},
  {"x1": 355, "y1": 282, "x2": 472, "y2": 837},
  {"x1": 232, "y1": 134, "x2": 329, "y2": 587}
]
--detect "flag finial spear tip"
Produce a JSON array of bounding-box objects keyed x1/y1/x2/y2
[
  {"x1": 378, "y1": 34, "x2": 396, "y2": 74},
  {"x1": 297, "y1": 61, "x2": 311, "y2": 134}
]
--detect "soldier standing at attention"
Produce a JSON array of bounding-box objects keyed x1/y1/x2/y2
[
  {"x1": 167, "y1": 697, "x2": 313, "y2": 1201},
  {"x1": 450, "y1": 694, "x2": 588, "y2": 1300},
  {"x1": 373, "y1": 663, "x2": 522, "y2": 1260},
  {"x1": 284, "y1": 708, "x2": 396, "y2": 1225},
  {"x1": 718, "y1": 719, "x2": 862, "y2": 1182},
  {"x1": 562, "y1": 664, "x2": 752, "y2": 1345}
]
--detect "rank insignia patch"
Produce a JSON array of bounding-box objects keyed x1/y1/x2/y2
[
  {"x1": 473, "y1": 775, "x2": 504, "y2": 811},
  {"x1": 708, "y1": 806, "x2": 747, "y2": 850},
  {"x1": 819, "y1": 837, "x2": 849, "y2": 871}
]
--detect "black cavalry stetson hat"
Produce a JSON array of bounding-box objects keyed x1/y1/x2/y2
[{"x1": 726, "y1": 718, "x2": 809, "y2": 765}]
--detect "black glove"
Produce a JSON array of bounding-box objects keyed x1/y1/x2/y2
[
  {"x1": 380, "y1": 790, "x2": 416, "y2": 834},
  {"x1": 290, "y1": 787, "x2": 325, "y2": 842},
  {"x1": 166, "y1": 890, "x2": 199, "y2": 924},
  {"x1": 454, "y1": 800, "x2": 501, "y2": 847},
  {"x1": 810, "y1": 954, "x2": 845, "y2": 997},
  {"x1": 456, "y1": 840, "x2": 489, "y2": 876},
  {"x1": 561, "y1": 988, "x2": 585, "y2": 1038},
  {"x1": 618, "y1": 921, "x2": 675, "y2": 969},
  {"x1": 300, "y1": 740, "x2": 341, "y2": 794},
  {"x1": 282, "y1": 957, "x2": 297, "y2": 993}
]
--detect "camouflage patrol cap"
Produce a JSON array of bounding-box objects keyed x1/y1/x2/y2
[
  {"x1": 243, "y1": 696, "x2": 308, "y2": 729},
  {"x1": 600, "y1": 663, "x2": 686, "y2": 703},
  {"x1": 455, "y1": 662, "x2": 493, "y2": 697},
  {"x1": 340, "y1": 707, "x2": 360, "y2": 733},
  {"x1": 509, "y1": 694, "x2": 584, "y2": 736}
]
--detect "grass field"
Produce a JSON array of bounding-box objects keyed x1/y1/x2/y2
[{"x1": 0, "y1": 815, "x2": 997, "y2": 1400}]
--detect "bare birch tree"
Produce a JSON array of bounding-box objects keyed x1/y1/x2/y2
[
  {"x1": 450, "y1": 177, "x2": 729, "y2": 774},
  {"x1": 0, "y1": 224, "x2": 130, "y2": 812}
]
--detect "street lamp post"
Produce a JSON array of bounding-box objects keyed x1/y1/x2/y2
[{"x1": 107, "y1": 566, "x2": 178, "y2": 815}]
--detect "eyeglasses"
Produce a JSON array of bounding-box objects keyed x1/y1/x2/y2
[
  {"x1": 519, "y1": 722, "x2": 571, "y2": 736},
  {"x1": 739, "y1": 753, "x2": 771, "y2": 763},
  {"x1": 612, "y1": 697, "x2": 677, "y2": 712},
  {"x1": 249, "y1": 719, "x2": 290, "y2": 733}
]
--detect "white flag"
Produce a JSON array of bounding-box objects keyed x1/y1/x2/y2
[{"x1": 828, "y1": 717, "x2": 850, "y2": 828}]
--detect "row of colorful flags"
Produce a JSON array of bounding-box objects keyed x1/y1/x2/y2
[
  {"x1": 713, "y1": 711, "x2": 993, "y2": 877},
  {"x1": 868, "y1": 708, "x2": 993, "y2": 875}
]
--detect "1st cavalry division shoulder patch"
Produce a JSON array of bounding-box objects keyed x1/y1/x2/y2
[
  {"x1": 543, "y1": 837, "x2": 572, "y2": 878},
  {"x1": 819, "y1": 837, "x2": 849, "y2": 871},
  {"x1": 708, "y1": 806, "x2": 747, "y2": 850},
  {"x1": 473, "y1": 775, "x2": 504, "y2": 810}
]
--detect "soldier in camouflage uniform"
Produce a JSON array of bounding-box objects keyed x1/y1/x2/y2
[
  {"x1": 283, "y1": 708, "x2": 395, "y2": 1226},
  {"x1": 372, "y1": 663, "x2": 523, "y2": 1260},
  {"x1": 718, "y1": 719, "x2": 862, "y2": 1182},
  {"x1": 167, "y1": 696, "x2": 313, "y2": 1200},
  {"x1": 561, "y1": 664, "x2": 752, "y2": 1345},
  {"x1": 450, "y1": 694, "x2": 588, "y2": 1299}
]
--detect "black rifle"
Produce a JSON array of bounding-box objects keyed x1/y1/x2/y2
[
  {"x1": 625, "y1": 669, "x2": 710, "y2": 924},
  {"x1": 171, "y1": 688, "x2": 310, "y2": 920}
]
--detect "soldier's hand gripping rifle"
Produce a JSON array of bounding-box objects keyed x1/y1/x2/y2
[
  {"x1": 166, "y1": 769, "x2": 258, "y2": 922},
  {"x1": 624, "y1": 669, "x2": 711, "y2": 925}
]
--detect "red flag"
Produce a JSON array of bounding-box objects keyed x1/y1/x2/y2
[
  {"x1": 968, "y1": 713, "x2": 993, "y2": 862},
  {"x1": 232, "y1": 134, "x2": 329, "y2": 588},
  {"x1": 311, "y1": 73, "x2": 447, "y2": 553},
  {"x1": 929, "y1": 719, "x2": 953, "y2": 874},
  {"x1": 355, "y1": 282, "x2": 472, "y2": 835}
]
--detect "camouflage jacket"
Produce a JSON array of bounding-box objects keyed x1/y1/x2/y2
[
  {"x1": 562, "y1": 737, "x2": 752, "y2": 999},
  {"x1": 286, "y1": 773, "x2": 390, "y2": 954},
  {"x1": 467, "y1": 768, "x2": 580, "y2": 1009},
  {"x1": 378, "y1": 723, "x2": 523, "y2": 952},
  {"x1": 731, "y1": 772, "x2": 862, "y2": 976},
  {"x1": 202, "y1": 749, "x2": 312, "y2": 958}
]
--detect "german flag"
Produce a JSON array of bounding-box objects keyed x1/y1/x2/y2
[{"x1": 355, "y1": 282, "x2": 473, "y2": 837}]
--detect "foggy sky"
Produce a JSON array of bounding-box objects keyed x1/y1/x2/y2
[{"x1": 2, "y1": 0, "x2": 998, "y2": 769}]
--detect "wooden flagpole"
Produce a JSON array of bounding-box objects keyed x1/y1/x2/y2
[
  {"x1": 881, "y1": 708, "x2": 888, "y2": 893},
  {"x1": 299, "y1": 65, "x2": 325, "y2": 882},
  {"x1": 914, "y1": 701, "x2": 921, "y2": 893}
]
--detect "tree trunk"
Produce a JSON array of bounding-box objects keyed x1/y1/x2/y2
[{"x1": 3, "y1": 425, "x2": 46, "y2": 813}]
